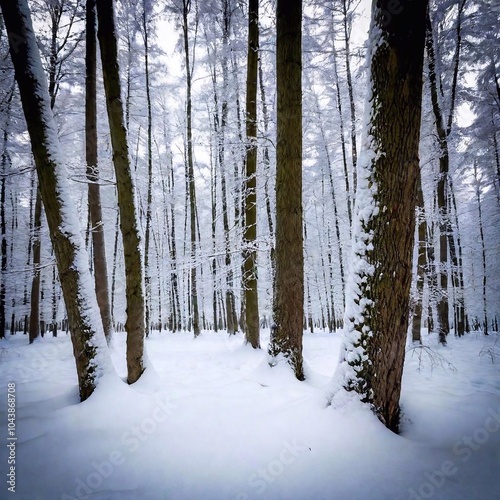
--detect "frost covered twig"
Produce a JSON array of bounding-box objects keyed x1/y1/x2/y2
[{"x1": 406, "y1": 344, "x2": 457, "y2": 373}]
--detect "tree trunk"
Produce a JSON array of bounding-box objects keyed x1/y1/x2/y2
[
  {"x1": 258, "y1": 57, "x2": 276, "y2": 297},
  {"x1": 426, "y1": 2, "x2": 466, "y2": 341},
  {"x1": 333, "y1": 0, "x2": 428, "y2": 433},
  {"x1": 342, "y1": 0, "x2": 358, "y2": 197},
  {"x1": 96, "y1": 0, "x2": 145, "y2": 383},
  {"x1": 474, "y1": 161, "x2": 488, "y2": 335},
  {"x1": 2, "y1": 0, "x2": 111, "y2": 400},
  {"x1": 329, "y1": 28, "x2": 352, "y2": 229},
  {"x1": 86, "y1": 0, "x2": 112, "y2": 342},
  {"x1": 142, "y1": 1, "x2": 154, "y2": 337},
  {"x1": 426, "y1": 13, "x2": 449, "y2": 345},
  {"x1": 0, "y1": 85, "x2": 13, "y2": 339},
  {"x1": 412, "y1": 172, "x2": 427, "y2": 344},
  {"x1": 29, "y1": 190, "x2": 42, "y2": 344},
  {"x1": 269, "y1": 0, "x2": 304, "y2": 381},
  {"x1": 243, "y1": 0, "x2": 260, "y2": 349},
  {"x1": 180, "y1": 0, "x2": 200, "y2": 337}
]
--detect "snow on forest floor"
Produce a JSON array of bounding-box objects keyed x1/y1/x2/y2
[{"x1": 1, "y1": 328, "x2": 499, "y2": 500}]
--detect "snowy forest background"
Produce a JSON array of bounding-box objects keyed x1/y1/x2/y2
[
  {"x1": 0, "y1": 1, "x2": 500, "y2": 498},
  {"x1": 0, "y1": 0, "x2": 499, "y2": 341}
]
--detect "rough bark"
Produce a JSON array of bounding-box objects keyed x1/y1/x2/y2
[
  {"x1": 2, "y1": 0, "x2": 110, "y2": 400},
  {"x1": 243, "y1": 0, "x2": 260, "y2": 349},
  {"x1": 269, "y1": 0, "x2": 304, "y2": 381},
  {"x1": 29, "y1": 190, "x2": 42, "y2": 344},
  {"x1": 96, "y1": 0, "x2": 145, "y2": 382},
  {"x1": 335, "y1": 0, "x2": 428, "y2": 433},
  {"x1": 86, "y1": 0, "x2": 112, "y2": 342}
]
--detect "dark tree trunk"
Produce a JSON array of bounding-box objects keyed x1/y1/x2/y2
[
  {"x1": 269, "y1": 0, "x2": 304, "y2": 381},
  {"x1": 86, "y1": 0, "x2": 112, "y2": 342},
  {"x1": 243, "y1": 0, "x2": 260, "y2": 349},
  {"x1": 335, "y1": 0, "x2": 428, "y2": 433}
]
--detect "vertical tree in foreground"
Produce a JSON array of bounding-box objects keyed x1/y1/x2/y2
[
  {"x1": 96, "y1": 0, "x2": 145, "y2": 382},
  {"x1": 86, "y1": 0, "x2": 112, "y2": 342},
  {"x1": 1, "y1": 0, "x2": 111, "y2": 400},
  {"x1": 269, "y1": 0, "x2": 304, "y2": 380},
  {"x1": 331, "y1": 0, "x2": 428, "y2": 433},
  {"x1": 243, "y1": 0, "x2": 260, "y2": 349}
]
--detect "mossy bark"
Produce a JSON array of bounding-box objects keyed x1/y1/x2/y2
[
  {"x1": 2, "y1": 0, "x2": 109, "y2": 401},
  {"x1": 96, "y1": 0, "x2": 145, "y2": 383},
  {"x1": 342, "y1": 0, "x2": 428, "y2": 432}
]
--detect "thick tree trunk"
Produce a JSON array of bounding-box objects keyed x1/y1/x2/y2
[
  {"x1": 333, "y1": 0, "x2": 428, "y2": 433},
  {"x1": 96, "y1": 0, "x2": 145, "y2": 383},
  {"x1": 2, "y1": 0, "x2": 111, "y2": 400},
  {"x1": 269, "y1": 0, "x2": 304, "y2": 381},
  {"x1": 243, "y1": 0, "x2": 260, "y2": 349},
  {"x1": 86, "y1": 0, "x2": 112, "y2": 342}
]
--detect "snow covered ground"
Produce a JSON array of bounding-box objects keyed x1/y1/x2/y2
[{"x1": 1, "y1": 328, "x2": 499, "y2": 500}]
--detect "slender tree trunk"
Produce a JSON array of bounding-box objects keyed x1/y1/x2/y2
[
  {"x1": 2, "y1": 0, "x2": 111, "y2": 400},
  {"x1": 473, "y1": 161, "x2": 488, "y2": 335},
  {"x1": 258, "y1": 57, "x2": 276, "y2": 298},
  {"x1": 169, "y1": 159, "x2": 182, "y2": 332},
  {"x1": 0, "y1": 85, "x2": 13, "y2": 339},
  {"x1": 269, "y1": 0, "x2": 304, "y2": 381},
  {"x1": 342, "y1": 0, "x2": 358, "y2": 197},
  {"x1": 86, "y1": 0, "x2": 112, "y2": 342},
  {"x1": 412, "y1": 173, "x2": 427, "y2": 344},
  {"x1": 142, "y1": 2, "x2": 154, "y2": 337},
  {"x1": 243, "y1": 0, "x2": 260, "y2": 348},
  {"x1": 313, "y1": 90, "x2": 346, "y2": 309},
  {"x1": 210, "y1": 124, "x2": 219, "y2": 332},
  {"x1": 0, "y1": 132, "x2": 8, "y2": 340},
  {"x1": 329, "y1": 27, "x2": 352, "y2": 229},
  {"x1": 426, "y1": 2, "x2": 466, "y2": 341},
  {"x1": 96, "y1": 0, "x2": 145, "y2": 383},
  {"x1": 29, "y1": 191, "x2": 42, "y2": 344},
  {"x1": 426, "y1": 13, "x2": 449, "y2": 345},
  {"x1": 180, "y1": 0, "x2": 200, "y2": 337}
]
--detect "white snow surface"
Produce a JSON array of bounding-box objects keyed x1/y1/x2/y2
[{"x1": 1, "y1": 329, "x2": 499, "y2": 499}]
